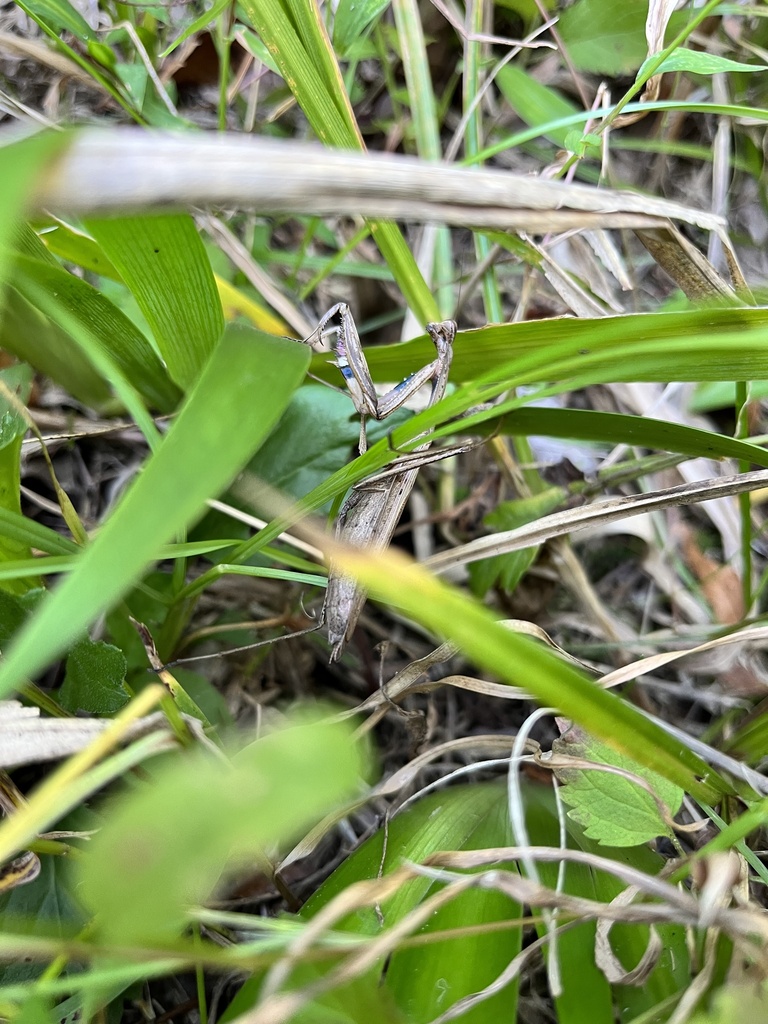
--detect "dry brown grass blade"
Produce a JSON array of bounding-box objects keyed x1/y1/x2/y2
[
  {"x1": 30, "y1": 129, "x2": 725, "y2": 233},
  {"x1": 0, "y1": 699, "x2": 196, "y2": 768},
  {"x1": 344, "y1": 618, "x2": 589, "y2": 728},
  {"x1": 635, "y1": 224, "x2": 741, "y2": 301},
  {"x1": 612, "y1": 0, "x2": 677, "y2": 128},
  {"x1": 597, "y1": 624, "x2": 768, "y2": 691},
  {"x1": 0, "y1": 32, "x2": 104, "y2": 90},
  {"x1": 425, "y1": 469, "x2": 768, "y2": 572}
]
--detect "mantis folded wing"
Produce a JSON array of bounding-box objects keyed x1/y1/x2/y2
[{"x1": 317, "y1": 305, "x2": 455, "y2": 661}]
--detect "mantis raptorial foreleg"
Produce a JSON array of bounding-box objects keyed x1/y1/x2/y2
[
  {"x1": 320, "y1": 309, "x2": 456, "y2": 661},
  {"x1": 313, "y1": 302, "x2": 452, "y2": 454}
]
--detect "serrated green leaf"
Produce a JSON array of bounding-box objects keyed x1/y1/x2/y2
[
  {"x1": 76, "y1": 712, "x2": 366, "y2": 943},
  {"x1": 552, "y1": 726, "x2": 684, "y2": 847},
  {"x1": 59, "y1": 638, "x2": 129, "y2": 716},
  {"x1": 0, "y1": 327, "x2": 309, "y2": 698},
  {"x1": 642, "y1": 49, "x2": 767, "y2": 80},
  {"x1": 85, "y1": 214, "x2": 225, "y2": 389}
]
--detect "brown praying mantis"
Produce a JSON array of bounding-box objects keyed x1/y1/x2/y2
[
  {"x1": 313, "y1": 303, "x2": 456, "y2": 661},
  {"x1": 165, "y1": 303, "x2": 458, "y2": 670}
]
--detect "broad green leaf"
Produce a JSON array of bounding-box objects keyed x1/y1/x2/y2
[
  {"x1": 248, "y1": 384, "x2": 409, "y2": 506},
  {"x1": 76, "y1": 712, "x2": 366, "y2": 943},
  {"x1": 552, "y1": 725, "x2": 684, "y2": 847},
  {"x1": 0, "y1": 327, "x2": 309, "y2": 698},
  {"x1": 0, "y1": 365, "x2": 34, "y2": 594},
  {"x1": 112, "y1": 63, "x2": 149, "y2": 116},
  {"x1": 59, "y1": 638, "x2": 130, "y2": 716},
  {"x1": 496, "y1": 64, "x2": 581, "y2": 149},
  {"x1": 0, "y1": 856, "x2": 85, "y2": 986},
  {"x1": 381, "y1": 792, "x2": 521, "y2": 1024},
  {"x1": 557, "y1": 0, "x2": 686, "y2": 76},
  {"x1": 10, "y1": 255, "x2": 181, "y2": 411},
  {"x1": 524, "y1": 785, "x2": 614, "y2": 1024},
  {"x1": 0, "y1": 590, "x2": 31, "y2": 648},
  {"x1": 85, "y1": 214, "x2": 224, "y2": 389},
  {"x1": 641, "y1": 49, "x2": 768, "y2": 80},
  {"x1": 36, "y1": 222, "x2": 120, "y2": 279},
  {"x1": 224, "y1": 785, "x2": 522, "y2": 1024},
  {"x1": 525, "y1": 784, "x2": 688, "y2": 1022}
]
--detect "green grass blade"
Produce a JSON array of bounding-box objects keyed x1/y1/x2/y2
[
  {"x1": 0, "y1": 507, "x2": 79, "y2": 556},
  {"x1": 0, "y1": 366, "x2": 36, "y2": 594},
  {"x1": 340, "y1": 546, "x2": 732, "y2": 804},
  {"x1": 0, "y1": 328, "x2": 310, "y2": 698},
  {"x1": 462, "y1": 2, "x2": 502, "y2": 324},
  {"x1": 391, "y1": 0, "x2": 453, "y2": 316},
  {"x1": 309, "y1": 307, "x2": 768, "y2": 386},
  {"x1": 11, "y1": 254, "x2": 181, "y2": 411},
  {"x1": 238, "y1": 0, "x2": 438, "y2": 322},
  {"x1": 489, "y1": 407, "x2": 768, "y2": 467},
  {"x1": 496, "y1": 63, "x2": 582, "y2": 150},
  {"x1": 0, "y1": 132, "x2": 69, "y2": 304},
  {"x1": 85, "y1": 214, "x2": 225, "y2": 388}
]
